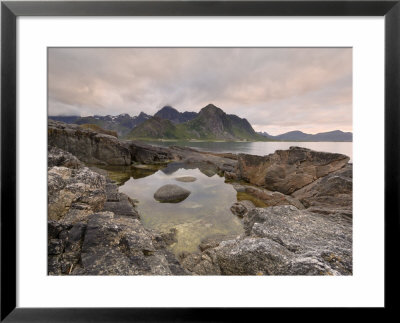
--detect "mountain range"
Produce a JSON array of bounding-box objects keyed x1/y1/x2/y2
[
  {"x1": 49, "y1": 105, "x2": 352, "y2": 142},
  {"x1": 258, "y1": 130, "x2": 352, "y2": 142},
  {"x1": 48, "y1": 112, "x2": 151, "y2": 137},
  {"x1": 125, "y1": 104, "x2": 265, "y2": 141}
]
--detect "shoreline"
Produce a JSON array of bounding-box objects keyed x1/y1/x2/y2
[
  {"x1": 130, "y1": 138, "x2": 353, "y2": 143},
  {"x1": 47, "y1": 120, "x2": 353, "y2": 276}
]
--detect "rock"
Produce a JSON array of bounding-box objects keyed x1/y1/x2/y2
[
  {"x1": 292, "y1": 164, "x2": 352, "y2": 218},
  {"x1": 48, "y1": 120, "x2": 131, "y2": 165},
  {"x1": 49, "y1": 120, "x2": 219, "y2": 166},
  {"x1": 160, "y1": 228, "x2": 178, "y2": 246},
  {"x1": 48, "y1": 166, "x2": 107, "y2": 222},
  {"x1": 230, "y1": 200, "x2": 255, "y2": 218},
  {"x1": 162, "y1": 250, "x2": 188, "y2": 275},
  {"x1": 79, "y1": 124, "x2": 118, "y2": 137},
  {"x1": 236, "y1": 146, "x2": 350, "y2": 194},
  {"x1": 198, "y1": 234, "x2": 239, "y2": 252},
  {"x1": 244, "y1": 206, "x2": 352, "y2": 274},
  {"x1": 47, "y1": 148, "x2": 188, "y2": 276},
  {"x1": 224, "y1": 171, "x2": 238, "y2": 181},
  {"x1": 154, "y1": 184, "x2": 191, "y2": 203},
  {"x1": 180, "y1": 249, "x2": 221, "y2": 275},
  {"x1": 48, "y1": 239, "x2": 65, "y2": 255},
  {"x1": 175, "y1": 176, "x2": 197, "y2": 182},
  {"x1": 62, "y1": 203, "x2": 94, "y2": 224},
  {"x1": 199, "y1": 239, "x2": 221, "y2": 252},
  {"x1": 48, "y1": 220, "x2": 72, "y2": 240},
  {"x1": 166, "y1": 146, "x2": 238, "y2": 175},
  {"x1": 122, "y1": 141, "x2": 173, "y2": 164},
  {"x1": 48, "y1": 145, "x2": 83, "y2": 169},
  {"x1": 78, "y1": 212, "x2": 187, "y2": 275},
  {"x1": 231, "y1": 181, "x2": 305, "y2": 209},
  {"x1": 180, "y1": 157, "x2": 220, "y2": 177},
  {"x1": 48, "y1": 221, "x2": 87, "y2": 275},
  {"x1": 88, "y1": 166, "x2": 109, "y2": 177},
  {"x1": 200, "y1": 168, "x2": 218, "y2": 177},
  {"x1": 207, "y1": 152, "x2": 238, "y2": 160},
  {"x1": 62, "y1": 222, "x2": 87, "y2": 269},
  {"x1": 182, "y1": 205, "x2": 352, "y2": 276},
  {"x1": 102, "y1": 193, "x2": 140, "y2": 218},
  {"x1": 215, "y1": 237, "x2": 293, "y2": 275},
  {"x1": 78, "y1": 213, "x2": 140, "y2": 275},
  {"x1": 231, "y1": 183, "x2": 246, "y2": 192},
  {"x1": 105, "y1": 182, "x2": 119, "y2": 201},
  {"x1": 49, "y1": 211, "x2": 188, "y2": 276},
  {"x1": 242, "y1": 185, "x2": 305, "y2": 209},
  {"x1": 243, "y1": 205, "x2": 300, "y2": 236},
  {"x1": 287, "y1": 256, "x2": 341, "y2": 275}
]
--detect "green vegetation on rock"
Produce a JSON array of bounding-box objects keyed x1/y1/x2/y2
[{"x1": 236, "y1": 192, "x2": 268, "y2": 207}]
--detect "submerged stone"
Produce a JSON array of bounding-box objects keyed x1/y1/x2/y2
[
  {"x1": 153, "y1": 184, "x2": 191, "y2": 203},
  {"x1": 175, "y1": 176, "x2": 197, "y2": 182}
]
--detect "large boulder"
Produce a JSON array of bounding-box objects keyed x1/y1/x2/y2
[
  {"x1": 215, "y1": 237, "x2": 293, "y2": 275},
  {"x1": 154, "y1": 184, "x2": 191, "y2": 203},
  {"x1": 236, "y1": 147, "x2": 350, "y2": 194},
  {"x1": 182, "y1": 205, "x2": 352, "y2": 276},
  {"x1": 242, "y1": 206, "x2": 352, "y2": 275},
  {"x1": 48, "y1": 212, "x2": 188, "y2": 275},
  {"x1": 48, "y1": 120, "x2": 131, "y2": 165},
  {"x1": 121, "y1": 140, "x2": 173, "y2": 164},
  {"x1": 48, "y1": 166, "x2": 107, "y2": 222},
  {"x1": 292, "y1": 164, "x2": 353, "y2": 218}
]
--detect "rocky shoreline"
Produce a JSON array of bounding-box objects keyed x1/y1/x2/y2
[{"x1": 48, "y1": 120, "x2": 352, "y2": 275}]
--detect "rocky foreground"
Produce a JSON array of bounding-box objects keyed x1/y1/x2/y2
[{"x1": 48, "y1": 120, "x2": 352, "y2": 275}]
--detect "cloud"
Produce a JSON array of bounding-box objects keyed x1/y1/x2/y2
[{"x1": 48, "y1": 47, "x2": 352, "y2": 134}]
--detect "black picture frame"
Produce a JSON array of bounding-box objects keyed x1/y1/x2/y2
[{"x1": 1, "y1": 1, "x2": 399, "y2": 321}]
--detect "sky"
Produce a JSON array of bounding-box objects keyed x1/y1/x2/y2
[{"x1": 48, "y1": 48, "x2": 352, "y2": 135}]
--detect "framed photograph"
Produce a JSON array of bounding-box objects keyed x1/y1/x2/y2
[{"x1": 1, "y1": 0, "x2": 398, "y2": 320}]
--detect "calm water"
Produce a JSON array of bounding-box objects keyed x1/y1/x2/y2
[
  {"x1": 145, "y1": 141, "x2": 353, "y2": 162},
  {"x1": 100, "y1": 141, "x2": 352, "y2": 255},
  {"x1": 108, "y1": 167, "x2": 243, "y2": 255}
]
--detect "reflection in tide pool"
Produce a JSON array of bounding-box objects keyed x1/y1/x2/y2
[{"x1": 117, "y1": 167, "x2": 243, "y2": 255}]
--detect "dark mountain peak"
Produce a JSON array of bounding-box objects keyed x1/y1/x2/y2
[
  {"x1": 325, "y1": 130, "x2": 348, "y2": 134},
  {"x1": 199, "y1": 104, "x2": 225, "y2": 116},
  {"x1": 154, "y1": 105, "x2": 197, "y2": 124},
  {"x1": 202, "y1": 103, "x2": 219, "y2": 110},
  {"x1": 159, "y1": 105, "x2": 178, "y2": 113},
  {"x1": 154, "y1": 106, "x2": 180, "y2": 118},
  {"x1": 286, "y1": 130, "x2": 306, "y2": 135}
]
